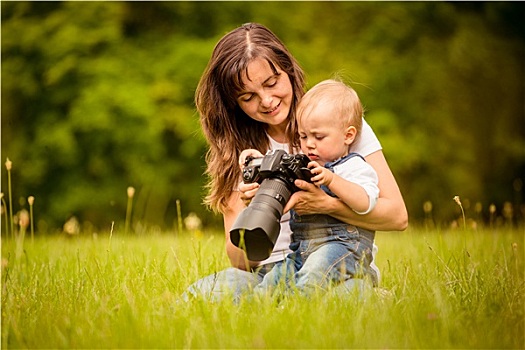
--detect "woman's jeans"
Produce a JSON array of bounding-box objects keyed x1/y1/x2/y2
[{"x1": 180, "y1": 263, "x2": 278, "y2": 302}]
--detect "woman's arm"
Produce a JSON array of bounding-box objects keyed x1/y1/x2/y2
[
  {"x1": 222, "y1": 190, "x2": 260, "y2": 270},
  {"x1": 285, "y1": 150, "x2": 408, "y2": 231}
]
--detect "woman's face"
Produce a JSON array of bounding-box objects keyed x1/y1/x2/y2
[{"x1": 236, "y1": 58, "x2": 293, "y2": 133}]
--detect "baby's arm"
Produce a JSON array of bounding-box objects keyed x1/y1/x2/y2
[{"x1": 309, "y1": 160, "x2": 379, "y2": 215}]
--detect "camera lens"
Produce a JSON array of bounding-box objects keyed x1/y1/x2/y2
[{"x1": 230, "y1": 178, "x2": 292, "y2": 261}]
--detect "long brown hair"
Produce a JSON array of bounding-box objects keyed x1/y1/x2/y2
[{"x1": 196, "y1": 23, "x2": 306, "y2": 213}]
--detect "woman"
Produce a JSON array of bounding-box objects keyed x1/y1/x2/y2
[{"x1": 184, "y1": 23, "x2": 407, "y2": 301}]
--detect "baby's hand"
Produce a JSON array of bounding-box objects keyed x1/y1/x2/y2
[
  {"x1": 239, "y1": 149, "x2": 264, "y2": 169},
  {"x1": 308, "y1": 161, "x2": 333, "y2": 187}
]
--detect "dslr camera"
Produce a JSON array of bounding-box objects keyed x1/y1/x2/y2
[{"x1": 230, "y1": 149, "x2": 312, "y2": 261}]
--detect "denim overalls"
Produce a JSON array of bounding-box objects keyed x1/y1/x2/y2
[
  {"x1": 288, "y1": 153, "x2": 378, "y2": 291},
  {"x1": 254, "y1": 153, "x2": 379, "y2": 295}
]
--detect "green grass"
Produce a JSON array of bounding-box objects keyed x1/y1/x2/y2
[{"x1": 2, "y1": 227, "x2": 524, "y2": 349}]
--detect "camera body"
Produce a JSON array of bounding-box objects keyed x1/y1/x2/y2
[
  {"x1": 230, "y1": 149, "x2": 312, "y2": 261},
  {"x1": 242, "y1": 149, "x2": 312, "y2": 191}
]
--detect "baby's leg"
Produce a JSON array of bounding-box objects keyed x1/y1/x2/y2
[
  {"x1": 294, "y1": 240, "x2": 366, "y2": 295},
  {"x1": 254, "y1": 253, "x2": 301, "y2": 297}
]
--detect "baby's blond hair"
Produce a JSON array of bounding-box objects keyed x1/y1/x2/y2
[{"x1": 298, "y1": 79, "x2": 364, "y2": 133}]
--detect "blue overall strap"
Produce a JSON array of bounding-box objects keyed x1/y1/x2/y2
[
  {"x1": 321, "y1": 152, "x2": 365, "y2": 197},
  {"x1": 324, "y1": 152, "x2": 365, "y2": 172}
]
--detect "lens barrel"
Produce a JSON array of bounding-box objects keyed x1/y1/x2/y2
[{"x1": 230, "y1": 178, "x2": 292, "y2": 261}]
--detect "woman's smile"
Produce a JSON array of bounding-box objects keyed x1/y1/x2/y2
[
  {"x1": 237, "y1": 58, "x2": 293, "y2": 129},
  {"x1": 263, "y1": 101, "x2": 281, "y2": 115}
]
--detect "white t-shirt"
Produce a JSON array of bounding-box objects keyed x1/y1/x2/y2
[
  {"x1": 332, "y1": 155, "x2": 379, "y2": 215},
  {"x1": 260, "y1": 119, "x2": 382, "y2": 282}
]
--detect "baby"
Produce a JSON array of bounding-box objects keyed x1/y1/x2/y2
[{"x1": 241, "y1": 79, "x2": 379, "y2": 296}]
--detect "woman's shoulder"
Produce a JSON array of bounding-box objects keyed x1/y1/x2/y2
[{"x1": 351, "y1": 119, "x2": 382, "y2": 157}]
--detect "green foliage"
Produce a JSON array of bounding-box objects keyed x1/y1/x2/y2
[
  {"x1": 2, "y1": 2, "x2": 211, "y2": 229},
  {"x1": 1, "y1": 2, "x2": 524, "y2": 230},
  {"x1": 1, "y1": 227, "x2": 523, "y2": 348}
]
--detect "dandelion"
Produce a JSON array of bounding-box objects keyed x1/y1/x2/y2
[
  {"x1": 127, "y1": 186, "x2": 135, "y2": 199},
  {"x1": 184, "y1": 212, "x2": 203, "y2": 239},
  {"x1": 423, "y1": 201, "x2": 433, "y2": 214},
  {"x1": 474, "y1": 202, "x2": 482, "y2": 213},
  {"x1": 18, "y1": 209, "x2": 29, "y2": 230},
  {"x1": 489, "y1": 203, "x2": 496, "y2": 228},
  {"x1": 16, "y1": 209, "x2": 29, "y2": 260},
  {"x1": 28, "y1": 196, "x2": 35, "y2": 243},
  {"x1": 5, "y1": 158, "x2": 14, "y2": 239},
  {"x1": 423, "y1": 200, "x2": 434, "y2": 229},
  {"x1": 125, "y1": 187, "x2": 135, "y2": 235},
  {"x1": 453, "y1": 196, "x2": 466, "y2": 230},
  {"x1": 63, "y1": 216, "x2": 80, "y2": 236},
  {"x1": 502, "y1": 201, "x2": 513, "y2": 225},
  {"x1": 184, "y1": 212, "x2": 202, "y2": 231}
]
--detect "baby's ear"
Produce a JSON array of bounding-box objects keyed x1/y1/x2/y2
[{"x1": 344, "y1": 126, "x2": 357, "y2": 145}]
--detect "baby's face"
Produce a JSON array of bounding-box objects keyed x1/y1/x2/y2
[{"x1": 297, "y1": 101, "x2": 355, "y2": 166}]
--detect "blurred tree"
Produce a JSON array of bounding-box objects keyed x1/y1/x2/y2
[
  {"x1": 267, "y1": 2, "x2": 525, "y2": 223},
  {"x1": 2, "y1": 2, "x2": 524, "y2": 231},
  {"x1": 1, "y1": 2, "x2": 212, "y2": 230}
]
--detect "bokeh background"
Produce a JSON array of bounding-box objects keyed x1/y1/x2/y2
[{"x1": 2, "y1": 1, "x2": 524, "y2": 233}]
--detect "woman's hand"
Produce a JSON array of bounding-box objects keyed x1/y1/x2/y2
[
  {"x1": 239, "y1": 149, "x2": 264, "y2": 168},
  {"x1": 238, "y1": 181, "x2": 260, "y2": 206},
  {"x1": 284, "y1": 179, "x2": 327, "y2": 214}
]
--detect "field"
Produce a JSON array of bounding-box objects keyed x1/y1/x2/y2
[{"x1": 1, "y1": 226, "x2": 524, "y2": 349}]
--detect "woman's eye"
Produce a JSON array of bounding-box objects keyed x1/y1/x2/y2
[
  {"x1": 240, "y1": 94, "x2": 254, "y2": 102},
  {"x1": 266, "y1": 78, "x2": 278, "y2": 87}
]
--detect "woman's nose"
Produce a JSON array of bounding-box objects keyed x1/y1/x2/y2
[{"x1": 260, "y1": 94, "x2": 273, "y2": 108}]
